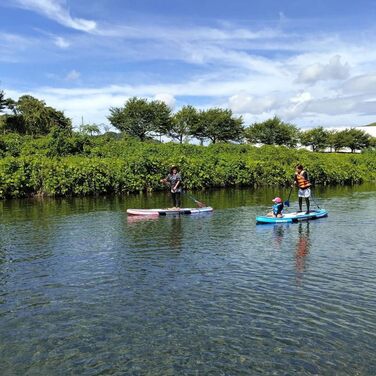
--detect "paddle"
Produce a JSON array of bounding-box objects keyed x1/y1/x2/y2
[
  {"x1": 160, "y1": 178, "x2": 207, "y2": 208},
  {"x1": 310, "y1": 190, "x2": 321, "y2": 209},
  {"x1": 284, "y1": 187, "x2": 293, "y2": 207},
  {"x1": 183, "y1": 191, "x2": 207, "y2": 208}
]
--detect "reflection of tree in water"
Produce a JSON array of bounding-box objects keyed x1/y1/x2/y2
[{"x1": 295, "y1": 222, "x2": 311, "y2": 285}]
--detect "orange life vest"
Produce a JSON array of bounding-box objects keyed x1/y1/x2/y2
[{"x1": 296, "y1": 172, "x2": 311, "y2": 189}]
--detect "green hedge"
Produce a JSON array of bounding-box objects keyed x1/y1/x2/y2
[{"x1": 1, "y1": 140, "x2": 376, "y2": 198}]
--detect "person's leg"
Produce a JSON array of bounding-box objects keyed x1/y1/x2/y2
[
  {"x1": 175, "y1": 192, "x2": 181, "y2": 208},
  {"x1": 171, "y1": 192, "x2": 177, "y2": 208},
  {"x1": 298, "y1": 197, "x2": 303, "y2": 212},
  {"x1": 305, "y1": 198, "x2": 310, "y2": 214}
]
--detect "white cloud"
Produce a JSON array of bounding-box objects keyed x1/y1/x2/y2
[
  {"x1": 228, "y1": 92, "x2": 277, "y2": 114},
  {"x1": 279, "y1": 92, "x2": 312, "y2": 120},
  {"x1": 341, "y1": 73, "x2": 376, "y2": 94},
  {"x1": 153, "y1": 93, "x2": 176, "y2": 109},
  {"x1": 304, "y1": 95, "x2": 376, "y2": 116},
  {"x1": 3, "y1": 9, "x2": 376, "y2": 129},
  {"x1": 11, "y1": 0, "x2": 96, "y2": 32},
  {"x1": 54, "y1": 36, "x2": 70, "y2": 48},
  {"x1": 95, "y1": 22, "x2": 279, "y2": 41},
  {"x1": 297, "y1": 55, "x2": 350, "y2": 83},
  {"x1": 0, "y1": 32, "x2": 38, "y2": 62},
  {"x1": 65, "y1": 69, "x2": 80, "y2": 81},
  {"x1": 290, "y1": 91, "x2": 312, "y2": 104}
]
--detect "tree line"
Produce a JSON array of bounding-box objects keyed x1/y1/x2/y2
[
  {"x1": 1, "y1": 90, "x2": 375, "y2": 152},
  {"x1": 1, "y1": 141, "x2": 375, "y2": 198}
]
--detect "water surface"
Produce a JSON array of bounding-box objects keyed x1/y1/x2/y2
[{"x1": 1, "y1": 185, "x2": 375, "y2": 375}]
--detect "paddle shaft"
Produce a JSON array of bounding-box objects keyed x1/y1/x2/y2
[
  {"x1": 161, "y1": 177, "x2": 206, "y2": 207},
  {"x1": 310, "y1": 189, "x2": 321, "y2": 209},
  {"x1": 284, "y1": 186, "x2": 293, "y2": 206},
  {"x1": 183, "y1": 191, "x2": 206, "y2": 207}
]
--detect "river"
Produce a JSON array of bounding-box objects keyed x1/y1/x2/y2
[{"x1": 1, "y1": 185, "x2": 375, "y2": 375}]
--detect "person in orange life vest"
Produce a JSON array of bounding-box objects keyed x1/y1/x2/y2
[
  {"x1": 294, "y1": 164, "x2": 311, "y2": 214},
  {"x1": 267, "y1": 197, "x2": 284, "y2": 218}
]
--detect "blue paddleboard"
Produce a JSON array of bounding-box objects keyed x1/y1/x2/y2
[{"x1": 256, "y1": 209, "x2": 328, "y2": 224}]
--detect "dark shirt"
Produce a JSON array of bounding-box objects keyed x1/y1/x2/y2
[{"x1": 167, "y1": 173, "x2": 182, "y2": 192}]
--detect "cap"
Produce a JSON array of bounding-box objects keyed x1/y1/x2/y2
[{"x1": 272, "y1": 197, "x2": 282, "y2": 203}]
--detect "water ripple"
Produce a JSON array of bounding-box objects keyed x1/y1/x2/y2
[{"x1": 0, "y1": 190, "x2": 376, "y2": 375}]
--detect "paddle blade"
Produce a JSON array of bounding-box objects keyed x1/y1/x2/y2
[
  {"x1": 195, "y1": 200, "x2": 206, "y2": 208},
  {"x1": 284, "y1": 200, "x2": 290, "y2": 207}
]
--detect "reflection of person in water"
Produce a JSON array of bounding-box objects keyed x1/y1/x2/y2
[
  {"x1": 168, "y1": 217, "x2": 183, "y2": 251},
  {"x1": 295, "y1": 222, "x2": 311, "y2": 284},
  {"x1": 273, "y1": 224, "x2": 285, "y2": 249},
  {"x1": 126, "y1": 215, "x2": 183, "y2": 252}
]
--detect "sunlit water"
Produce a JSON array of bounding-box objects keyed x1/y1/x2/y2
[{"x1": 1, "y1": 185, "x2": 375, "y2": 375}]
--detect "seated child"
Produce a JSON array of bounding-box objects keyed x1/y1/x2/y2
[{"x1": 267, "y1": 197, "x2": 284, "y2": 217}]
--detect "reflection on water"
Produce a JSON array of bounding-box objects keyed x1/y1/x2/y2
[
  {"x1": 272, "y1": 224, "x2": 286, "y2": 250},
  {"x1": 295, "y1": 223, "x2": 311, "y2": 285},
  {"x1": 263, "y1": 222, "x2": 312, "y2": 285},
  {"x1": 1, "y1": 185, "x2": 376, "y2": 375}
]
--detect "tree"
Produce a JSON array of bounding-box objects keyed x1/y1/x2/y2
[
  {"x1": 47, "y1": 106, "x2": 72, "y2": 131},
  {"x1": 150, "y1": 100, "x2": 173, "y2": 138},
  {"x1": 369, "y1": 137, "x2": 376, "y2": 149},
  {"x1": 0, "y1": 90, "x2": 12, "y2": 134},
  {"x1": 342, "y1": 128, "x2": 371, "y2": 152},
  {"x1": 191, "y1": 108, "x2": 244, "y2": 144},
  {"x1": 3, "y1": 95, "x2": 71, "y2": 135},
  {"x1": 80, "y1": 123, "x2": 101, "y2": 136},
  {"x1": 300, "y1": 126, "x2": 329, "y2": 152},
  {"x1": 16, "y1": 95, "x2": 51, "y2": 135},
  {"x1": 2, "y1": 114, "x2": 26, "y2": 134},
  {"x1": 0, "y1": 90, "x2": 6, "y2": 113},
  {"x1": 169, "y1": 105, "x2": 199, "y2": 143},
  {"x1": 244, "y1": 116, "x2": 299, "y2": 147},
  {"x1": 47, "y1": 126, "x2": 73, "y2": 157},
  {"x1": 108, "y1": 97, "x2": 172, "y2": 141},
  {"x1": 327, "y1": 129, "x2": 350, "y2": 152}
]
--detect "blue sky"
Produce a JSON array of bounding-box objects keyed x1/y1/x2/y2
[{"x1": 1, "y1": 0, "x2": 376, "y2": 129}]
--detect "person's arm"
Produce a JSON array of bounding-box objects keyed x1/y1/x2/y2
[
  {"x1": 294, "y1": 172, "x2": 298, "y2": 186},
  {"x1": 160, "y1": 174, "x2": 169, "y2": 185},
  {"x1": 172, "y1": 174, "x2": 181, "y2": 191},
  {"x1": 173, "y1": 180, "x2": 180, "y2": 191}
]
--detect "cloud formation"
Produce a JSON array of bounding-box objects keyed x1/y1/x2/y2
[
  {"x1": 65, "y1": 69, "x2": 80, "y2": 81},
  {"x1": 228, "y1": 92, "x2": 277, "y2": 114},
  {"x1": 297, "y1": 55, "x2": 350, "y2": 83},
  {"x1": 54, "y1": 35, "x2": 70, "y2": 48},
  {"x1": 2, "y1": 1, "x2": 376, "y2": 128},
  {"x1": 341, "y1": 74, "x2": 376, "y2": 94},
  {"x1": 11, "y1": 0, "x2": 96, "y2": 32}
]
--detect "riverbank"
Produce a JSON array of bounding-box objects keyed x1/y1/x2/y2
[{"x1": 1, "y1": 138, "x2": 375, "y2": 198}]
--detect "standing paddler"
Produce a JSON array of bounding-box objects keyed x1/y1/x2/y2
[
  {"x1": 160, "y1": 165, "x2": 182, "y2": 209},
  {"x1": 294, "y1": 164, "x2": 311, "y2": 214}
]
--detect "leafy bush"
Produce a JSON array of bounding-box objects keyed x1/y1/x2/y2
[{"x1": 0, "y1": 136, "x2": 375, "y2": 198}]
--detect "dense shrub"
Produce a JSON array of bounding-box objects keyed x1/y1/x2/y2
[{"x1": 0, "y1": 135, "x2": 375, "y2": 198}]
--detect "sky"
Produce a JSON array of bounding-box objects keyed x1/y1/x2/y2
[{"x1": 1, "y1": 0, "x2": 376, "y2": 130}]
